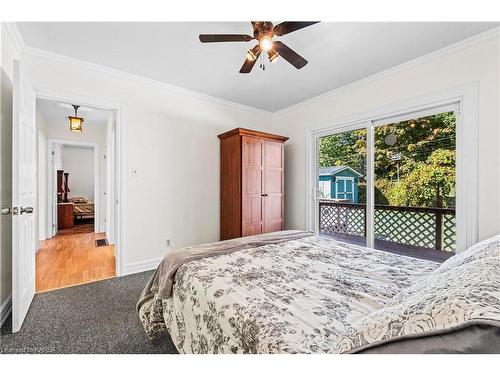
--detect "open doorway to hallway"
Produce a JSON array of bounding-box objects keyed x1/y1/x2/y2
[{"x1": 35, "y1": 98, "x2": 117, "y2": 292}]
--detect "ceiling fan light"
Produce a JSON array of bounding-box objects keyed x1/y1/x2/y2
[
  {"x1": 269, "y1": 51, "x2": 279, "y2": 63},
  {"x1": 246, "y1": 50, "x2": 256, "y2": 61},
  {"x1": 259, "y1": 36, "x2": 272, "y2": 51}
]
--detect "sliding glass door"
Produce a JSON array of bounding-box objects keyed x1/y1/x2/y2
[
  {"x1": 316, "y1": 106, "x2": 457, "y2": 258},
  {"x1": 317, "y1": 127, "x2": 367, "y2": 246},
  {"x1": 373, "y1": 111, "x2": 456, "y2": 257}
]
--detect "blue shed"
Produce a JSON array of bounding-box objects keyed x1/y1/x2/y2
[{"x1": 318, "y1": 166, "x2": 363, "y2": 203}]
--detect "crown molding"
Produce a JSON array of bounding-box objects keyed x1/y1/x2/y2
[
  {"x1": 274, "y1": 26, "x2": 500, "y2": 116},
  {"x1": 12, "y1": 24, "x2": 499, "y2": 117},
  {"x1": 21, "y1": 46, "x2": 273, "y2": 117},
  {"x1": 1, "y1": 22, "x2": 25, "y2": 51}
]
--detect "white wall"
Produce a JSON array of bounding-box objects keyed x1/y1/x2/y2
[
  {"x1": 0, "y1": 24, "x2": 19, "y2": 316},
  {"x1": 272, "y1": 32, "x2": 500, "y2": 242},
  {"x1": 52, "y1": 143, "x2": 62, "y2": 171},
  {"x1": 20, "y1": 47, "x2": 273, "y2": 273},
  {"x1": 61, "y1": 146, "x2": 94, "y2": 201}
]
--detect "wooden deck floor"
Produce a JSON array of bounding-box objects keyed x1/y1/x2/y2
[{"x1": 321, "y1": 232, "x2": 454, "y2": 263}]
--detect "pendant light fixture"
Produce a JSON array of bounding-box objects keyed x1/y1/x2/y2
[{"x1": 68, "y1": 104, "x2": 84, "y2": 133}]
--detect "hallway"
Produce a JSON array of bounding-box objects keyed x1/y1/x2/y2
[{"x1": 36, "y1": 232, "x2": 116, "y2": 292}]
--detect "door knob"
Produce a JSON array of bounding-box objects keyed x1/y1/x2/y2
[
  {"x1": 1, "y1": 207, "x2": 19, "y2": 215},
  {"x1": 261, "y1": 194, "x2": 268, "y2": 197},
  {"x1": 20, "y1": 206, "x2": 34, "y2": 215}
]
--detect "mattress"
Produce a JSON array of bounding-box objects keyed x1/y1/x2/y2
[
  {"x1": 139, "y1": 235, "x2": 439, "y2": 353},
  {"x1": 73, "y1": 202, "x2": 94, "y2": 216}
]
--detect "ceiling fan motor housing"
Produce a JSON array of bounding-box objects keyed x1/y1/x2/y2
[{"x1": 253, "y1": 21, "x2": 274, "y2": 39}]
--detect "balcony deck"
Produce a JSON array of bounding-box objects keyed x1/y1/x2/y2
[{"x1": 320, "y1": 231, "x2": 454, "y2": 263}]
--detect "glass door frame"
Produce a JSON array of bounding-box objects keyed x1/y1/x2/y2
[{"x1": 305, "y1": 83, "x2": 478, "y2": 253}]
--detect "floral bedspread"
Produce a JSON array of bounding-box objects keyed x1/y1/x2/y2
[{"x1": 139, "y1": 235, "x2": 439, "y2": 353}]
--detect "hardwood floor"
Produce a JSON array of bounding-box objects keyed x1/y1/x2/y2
[
  {"x1": 36, "y1": 231, "x2": 116, "y2": 293},
  {"x1": 56, "y1": 223, "x2": 94, "y2": 236}
]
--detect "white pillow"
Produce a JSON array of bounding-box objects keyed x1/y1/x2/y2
[
  {"x1": 331, "y1": 255, "x2": 500, "y2": 353},
  {"x1": 435, "y1": 233, "x2": 500, "y2": 273}
]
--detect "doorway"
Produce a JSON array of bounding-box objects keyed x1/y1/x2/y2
[
  {"x1": 8, "y1": 61, "x2": 123, "y2": 332},
  {"x1": 48, "y1": 140, "x2": 100, "y2": 237},
  {"x1": 315, "y1": 111, "x2": 456, "y2": 262},
  {"x1": 35, "y1": 98, "x2": 117, "y2": 292},
  {"x1": 307, "y1": 84, "x2": 479, "y2": 258}
]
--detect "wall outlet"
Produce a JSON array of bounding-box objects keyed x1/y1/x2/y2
[{"x1": 166, "y1": 239, "x2": 172, "y2": 247}]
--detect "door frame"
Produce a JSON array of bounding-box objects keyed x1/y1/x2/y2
[
  {"x1": 35, "y1": 89, "x2": 125, "y2": 276},
  {"x1": 37, "y1": 132, "x2": 47, "y2": 242},
  {"x1": 47, "y1": 139, "x2": 100, "y2": 235},
  {"x1": 305, "y1": 82, "x2": 479, "y2": 253}
]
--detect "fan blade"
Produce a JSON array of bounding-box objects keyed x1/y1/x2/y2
[
  {"x1": 199, "y1": 34, "x2": 253, "y2": 43},
  {"x1": 239, "y1": 46, "x2": 261, "y2": 73},
  {"x1": 273, "y1": 21, "x2": 319, "y2": 36},
  {"x1": 273, "y1": 41, "x2": 308, "y2": 69}
]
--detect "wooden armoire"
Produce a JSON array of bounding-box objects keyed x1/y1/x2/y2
[{"x1": 218, "y1": 128, "x2": 289, "y2": 240}]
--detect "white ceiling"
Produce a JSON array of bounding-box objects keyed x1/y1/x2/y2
[{"x1": 19, "y1": 22, "x2": 498, "y2": 112}]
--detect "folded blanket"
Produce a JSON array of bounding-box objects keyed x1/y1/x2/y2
[{"x1": 136, "y1": 230, "x2": 313, "y2": 312}]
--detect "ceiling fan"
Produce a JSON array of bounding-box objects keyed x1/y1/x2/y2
[{"x1": 199, "y1": 21, "x2": 319, "y2": 73}]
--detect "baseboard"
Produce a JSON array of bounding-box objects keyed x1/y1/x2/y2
[
  {"x1": 123, "y1": 257, "x2": 163, "y2": 276},
  {"x1": 0, "y1": 294, "x2": 12, "y2": 328}
]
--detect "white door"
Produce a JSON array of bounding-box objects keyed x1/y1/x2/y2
[{"x1": 12, "y1": 60, "x2": 37, "y2": 332}]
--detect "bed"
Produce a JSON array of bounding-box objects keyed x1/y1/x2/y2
[
  {"x1": 68, "y1": 197, "x2": 95, "y2": 221},
  {"x1": 137, "y1": 230, "x2": 500, "y2": 354}
]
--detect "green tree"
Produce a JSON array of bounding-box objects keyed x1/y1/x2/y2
[
  {"x1": 373, "y1": 112, "x2": 455, "y2": 180},
  {"x1": 393, "y1": 149, "x2": 456, "y2": 207},
  {"x1": 318, "y1": 131, "x2": 366, "y2": 174},
  {"x1": 318, "y1": 112, "x2": 456, "y2": 207}
]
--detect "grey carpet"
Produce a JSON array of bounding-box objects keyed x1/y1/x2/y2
[{"x1": 0, "y1": 271, "x2": 178, "y2": 354}]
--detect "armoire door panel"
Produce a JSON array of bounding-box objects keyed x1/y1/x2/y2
[
  {"x1": 264, "y1": 141, "x2": 283, "y2": 168},
  {"x1": 242, "y1": 196, "x2": 262, "y2": 223},
  {"x1": 243, "y1": 169, "x2": 261, "y2": 194},
  {"x1": 242, "y1": 137, "x2": 262, "y2": 167},
  {"x1": 243, "y1": 223, "x2": 262, "y2": 237},
  {"x1": 264, "y1": 170, "x2": 283, "y2": 194},
  {"x1": 263, "y1": 141, "x2": 284, "y2": 195},
  {"x1": 263, "y1": 220, "x2": 283, "y2": 234},
  {"x1": 264, "y1": 196, "x2": 283, "y2": 220},
  {"x1": 262, "y1": 140, "x2": 284, "y2": 234},
  {"x1": 263, "y1": 195, "x2": 283, "y2": 233},
  {"x1": 242, "y1": 136, "x2": 263, "y2": 237}
]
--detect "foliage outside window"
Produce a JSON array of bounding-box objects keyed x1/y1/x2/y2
[{"x1": 318, "y1": 112, "x2": 456, "y2": 208}]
